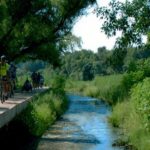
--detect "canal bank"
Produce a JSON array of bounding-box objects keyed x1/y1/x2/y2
[
  {"x1": 26, "y1": 94, "x2": 124, "y2": 150},
  {"x1": 0, "y1": 88, "x2": 68, "y2": 150},
  {"x1": 0, "y1": 89, "x2": 46, "y2": 129}
]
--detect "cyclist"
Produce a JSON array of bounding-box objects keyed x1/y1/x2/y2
[
  {"x1": 0, "y1": 55, "x2": 10, "y2": 102},
  {"x1": 22, "y1": 79, "x2": 32, "y2": 92},
  {"x1": 8, "y1": 62, "x2": 17, "y2": 95}
]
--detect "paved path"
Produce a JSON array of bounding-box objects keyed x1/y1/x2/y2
[{"x1": 0, "y1": 88, "x2": 47, "y2": 128}]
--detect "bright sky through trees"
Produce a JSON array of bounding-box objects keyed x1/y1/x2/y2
[{"x1": 72, "y1": 0, "x2": 125, "y2": 52}]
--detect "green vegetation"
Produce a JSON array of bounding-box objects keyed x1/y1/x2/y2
[
  {"x1": 17, "y1": 75, "x2": 68, "y2": 137},
  {"x1": 110, "y1": 78, "x2": 150, "y2": 150},
  {"x1": 15, "y1": 40, "x2": 150, "y2": 149},
  {"x1": 66, "y1": 74, "x2": 123, "y2": 104},
  {"x1": 0, "y1": 0, "x2": 95, "y2": 64},
  {"x1": 1, "y1": 0, "x2": 150, "y2": 149},
  {"x1": 65, "y1": 65, "x2": 150, "y2": 150},
  {"x1": 95, "y1": 1, "x2": 150, "y2": 148},
  {"x1": 97, "y1": 0, "x2": 150, "y2": 49},
  {"x1": 66, "y1": 65, "x2": 150, "y2": 149}
]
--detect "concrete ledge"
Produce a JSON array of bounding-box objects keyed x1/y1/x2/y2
[{"x1": 0, "y1": 88, "x2": 47, "y2": 128}]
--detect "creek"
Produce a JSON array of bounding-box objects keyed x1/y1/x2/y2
[{"x1": 36, "y1": 94, "x2": 123, "y2": 150}]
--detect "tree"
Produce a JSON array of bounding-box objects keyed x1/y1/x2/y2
[
  {"x1": 97, "y1": 46, "x2": 111, "y2": 74},
  {"x1": 0, "y1": 0, "x2": 95, "y2": 65},
  {"x1": 82, "y1": 63, "x2": 94, "y2": 81},
  {"x1": 97, "y1": 0, "x2": 150, "y2": 48},
  {"x1": 58, "y1": 33, "x2": 82, "y2": 52},
  {"x1": 110, "y1": 48, "x2": 127, "y2": 72}
]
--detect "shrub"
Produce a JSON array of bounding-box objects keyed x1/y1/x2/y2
[
  {"x1": 109, "y1": 100, "x2": 130, "y2": 127},
  {"x1": 137, "y1": 58, "x2": 150, "y2": 77},
  {"x1": 51, "y1": 75, "x2": 66, "y2": 90},
  {"x1": 83, "y1": 85, "x2": 100, "y2": 98},
  {"x1": 18, "y1": 88, "x2": 68, "y2": 136},
  {"x1": 130, "y1": 78, "x2": 150, "y2": 131},
  {"x1": 121, "y1": 71, "x2": 144, "y2": 93}
]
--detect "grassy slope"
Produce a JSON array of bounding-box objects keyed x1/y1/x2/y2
[
  {"x1": 65, "y1": 74, "x2": 123, "y2": 104},
  {"x1": 66, "y1": 75, "x2": 150, "y2": 150},
  {"x1": 17, "y1": 88, "x2": 68, "y2": 136}
]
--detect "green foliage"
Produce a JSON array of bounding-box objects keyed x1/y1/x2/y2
[
  {"x1": 65, "y1": 79, "x2": 87, "y2": 94},
  {"x1": 60, "y1": 48, "x2": 116, "y2": 81},
  {"x1": 126, "y1": 60, "x2": 137, "y2": 72},
  {"x1": 109, "y1": 100, "x2": 130, "y2": 127},
  {"x1": 18, "y1": 88, "x2": 68, "y2": 137},
  {"x1": 93, "y1": 75, "x2": 125, "y2": 104},
  {"x1": 51, "y1": 74, "x2": 66, "y2": 91},
  {"x1": 16, "y1": 66, "x2": 68, "y2": 136},
  {"x1": 17, "y1": 60, "x2": 46, "y2": 74},
  {"x1": 131, "y1": 78, "x2": 150, "y2": 131},
  {"x1": 66, "y1": 74, "x2": 124, "y2": 104},
  {"x1": 121, "y1": 58, "x2": 150, "y2": 94},
  {"x1": 82, "y1": 63, "x2": 94, "y2": 81},
  {"x1": 97, "y1": 0, "x2": 150, "y2": 48},
  {"x1": 121, "y1": 71, "x2": 145, "y2": 92},
  {"x1": 110, "y1": 78, "x2": 150, "y2": 150},
  {"x1": 137, "y1": 58, "x2": 150, "y2": 76},
  {"x1": 0, "y1": 0, "x2": 95, "y2": 64},
  {"x1": 83, "y1": 85, "x2": 100, "y2": 98},
  {"x1": 110, "y1": 48, "x2": 127, "y2": 72}
]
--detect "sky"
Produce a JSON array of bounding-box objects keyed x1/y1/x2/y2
[{"x1": 72, "y1": 0, "x2": 123, "y2": 52}]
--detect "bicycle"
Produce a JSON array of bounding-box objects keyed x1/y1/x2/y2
[
  {"x1": 0, "y1": 77, "x2": 5, "y2": 103},
  {"x1": 0, "y1": 76, "x2": 12, "y2": 103}
]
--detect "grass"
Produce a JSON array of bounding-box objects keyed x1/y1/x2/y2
[
  {"x1": 109, "y1": 77, "x2": 150, "y2": 150},
  {"x1": 65, "y1": 74, "x2": 124, "y2": 104},
  {"x1": 17, "y1": 88, "x2": 68, "y2": 137},
  {"x1": 66, "y1": 74, "x2": 150, "y2": 150}
]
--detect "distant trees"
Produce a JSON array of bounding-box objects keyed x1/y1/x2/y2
[
  {"x1": 110, "y1": 48, "x2": 127, "y2": 72},
  {"x1": 59, "y1": 48, "x2": 113, "y2": 80},
  {"x1": 57, "y1": 42, "x2": 150, "y2": 80},
  {"x1": 82, "y1": 63, "x2": 94, "y2": 81}
]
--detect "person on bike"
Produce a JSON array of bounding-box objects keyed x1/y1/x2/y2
[
  {"x1": 8, "y1": 62, "x2": 17, "y2": 95},
  {"x1": 0, "y1": 55, "x2": 10, "y2": 101},
  {"x1": 22, "y1": 79, "x2": 32, "y2": 92},
  {"x1": 0, "y1": 55, "x2": 9, "y2": 77},
  {"x1": 31, "y1": 71, "x2": 38, "y2": 89}
]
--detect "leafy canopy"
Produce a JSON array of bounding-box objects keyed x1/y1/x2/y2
[
  {"x1": 97, "y1": 0, "x2": 150, "y2": 48},
  {"x1": 0, "y1": 0, "x2": 95, "y2": 65}
]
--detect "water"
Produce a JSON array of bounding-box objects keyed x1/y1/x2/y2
[{"x1": 36, "y1": 94, "x2": 123, "y2": 150}]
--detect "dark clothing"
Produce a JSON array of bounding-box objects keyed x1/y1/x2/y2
[{"x1": 22, "y1": 80, "x2": 32, "y2": 92}]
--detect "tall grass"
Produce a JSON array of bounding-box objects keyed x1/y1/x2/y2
[
  {"x1": 18, "y1": 88, "x2": 68, "y2": 137},
  {"x1": 66, "y1": 74, "x2": 150, "y2": 149},
  {"x1": 17, "y1": 74, "x2": 68, "y2": 137},
  {"x1": 65, "y1": 74, "x2": 124, "y2": 104},
  {"x1": 109, "y1": 78, "x2": 150, "y2": 150},
  {"x1": 16, "y1": 74, "x2": 29, "y2": 89}
]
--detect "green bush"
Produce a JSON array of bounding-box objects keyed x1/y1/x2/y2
[
  {"x1": 18, "y1": 88, "x2": 68, "y2": 137},
  {"x1": 109, "y1": 100, "x2": 130, "y2": 127},
  {"x1": 131, "y1": 78, "x2": 150, "y2": 131},
  {"x1": 51, "y1": 75, "x2": 66, "y2": 90},
  {"x1": 111, "y1": 78, "x2": 150, "y2": 150},
  {"x1": 83, "y1": 85, "x2": 100, "y2": 98},
  {"x1": 121, "y1": 71, "x2": 144, "y2": 93},
  {"x1": 137, "y1": 58, "x2": 150, "y2": 77},
  {"x1": 66, "y1": 74, "x2": 124, "y2": 104}
]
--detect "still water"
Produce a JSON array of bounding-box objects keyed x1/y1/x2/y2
[{"x1": 36, "y1": 94, "x2": 123, "y2": 150}]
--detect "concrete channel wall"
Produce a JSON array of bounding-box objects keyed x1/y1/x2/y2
[{"x1": 0, "y1": 89, "x2": 45, "y2": 129}]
